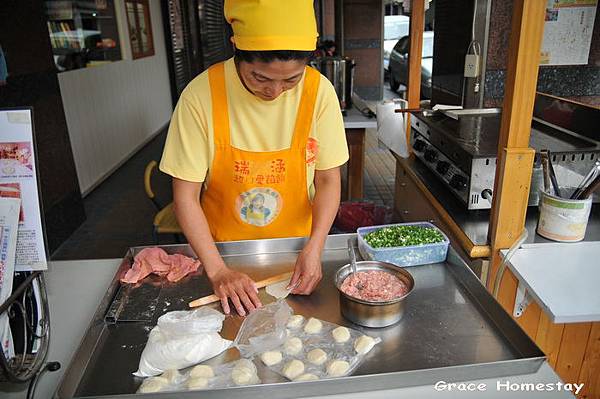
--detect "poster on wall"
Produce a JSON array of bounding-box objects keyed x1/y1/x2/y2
[
  {"x1": 541, "y1": 0, "x2": 598, "y2": 65},
  {"x1": 0, "y1": 109, "x2": 48, "y2": 271}
]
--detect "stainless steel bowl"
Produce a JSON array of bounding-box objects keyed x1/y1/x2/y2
[{"x1": 334, "y1": 261, "x2": 415, "y2": 328}]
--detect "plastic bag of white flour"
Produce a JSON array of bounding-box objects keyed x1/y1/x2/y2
[{"x1": 134, "y1": 308, "x2": 231, "y2": 377}]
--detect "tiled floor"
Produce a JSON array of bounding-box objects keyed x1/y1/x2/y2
[
  {"x1": 51, "y1": 127, "x2": 397, "y2": 260},
  {"x1": 364, "y1": 127, "x2": 396, "y2": 205}
]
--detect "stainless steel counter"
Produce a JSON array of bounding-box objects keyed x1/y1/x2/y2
[
  {"x1": 55, "y1": 235, "x2": 546, "y2": 398},
  {"x1": 342, "y1": 108, "x2": 377, "y2": 129},
  {"x1": 403, "y1": 156, "x2": 600, "y2": 246}
]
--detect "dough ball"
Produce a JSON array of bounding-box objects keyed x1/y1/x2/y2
[
  {"x1": 138, "y1": 376, "x2": 168, "y2": 393},
  {"x1": 282, "y1": 359, "x2": 305, "y2": 380},
  {"x1": 260, "y1": 350, "x2": 283, "y2": 366},
  {"x1": 233, "y1": 359, "x2": 257, "y2": 374},
  {"x1": 294, "y1": 373, "x2": 319, "y2": 382},
  {"x1": 187, "y1": 377, "x2": 209, "y2": 390},
  {"x1": 303, "y1": 317, "x2": 323, "y2": 334},
  {"x1": 307, "y1": 348, "x2": 328, "y2": 366},
  {"x1": 231, "y1": 359, "x2": 259, "y2": 386},
  {"x1": 189, "y1": 364, "x2": 214, "y2": 379},
  {"x1": 161, "y1": 369, "x2": 181, "y2": 384},
  {"x1": 284, "y1": 337, "x2": 303, "y2": 355},
  {"x1": 287, "y1": 315, "x2": 305, "y2": 329},
  {"x1": 231, "y1": 367, "x2": 258, "y2": 386},
  {"x1": 332, "y1": 326, "x2": 351, "y2": 343},
  {"x1": 286, "y1": 328, "x2": 292, "y2": 337},
  {"x1": 327, "y1": 360, "x2": 350, "y2": 377},
  {"x1": 354, "y1": 335, "x2": 377, "y2": 355}
]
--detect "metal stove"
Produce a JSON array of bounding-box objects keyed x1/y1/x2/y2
[{"x1": 410, "y1": 110, "x2": 600, "y2": 210}]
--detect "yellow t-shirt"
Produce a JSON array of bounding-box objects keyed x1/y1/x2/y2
[{"x1": 159, "y1": 58, "x2": 349, "y2": 197}]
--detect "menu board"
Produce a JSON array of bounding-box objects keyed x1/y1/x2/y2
[
  {"x1": 0, "y1": 109, "x2": 47, "y2": 271},
  {"x1": 541, "y1": 0, "x2": 598, "y2": 65}
]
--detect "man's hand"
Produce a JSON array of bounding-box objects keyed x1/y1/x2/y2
[
  {"x1": 288, "y1": 245, "x2": 323, "y2": 295},
  {"x1": 208, "y1": 267, "x2": 262, "y2": 316}
]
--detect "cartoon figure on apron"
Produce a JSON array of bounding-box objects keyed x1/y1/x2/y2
[{"x1": 241, "y1": 193, "x2": 271, "y2": 225}]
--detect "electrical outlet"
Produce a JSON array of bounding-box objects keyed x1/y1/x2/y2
[{"x1": 464, "y1": 54, "x2": 480, "y2": 78}]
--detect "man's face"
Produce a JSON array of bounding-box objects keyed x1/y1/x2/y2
[{"x1": 237, "y1": 59, "x2": 306, "y2": 101}]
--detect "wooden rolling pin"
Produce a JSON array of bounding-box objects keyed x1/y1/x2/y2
[{"x1": 188, "y1": 271, "x2": 293, "y2": 308}]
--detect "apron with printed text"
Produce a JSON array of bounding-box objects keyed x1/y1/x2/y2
[{"x1": 201, "y1": 62, "x2": 320, "y2": 241}]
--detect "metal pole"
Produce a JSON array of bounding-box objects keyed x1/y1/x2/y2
[{"x1": 335, "y1": 0, "x2": 344, "y2": 57}]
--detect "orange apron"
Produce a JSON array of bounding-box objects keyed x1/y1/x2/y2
[{"x1": 201, "y1": 62, "x2": 320, "y2": 242}]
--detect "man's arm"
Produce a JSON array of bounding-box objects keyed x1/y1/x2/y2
[
  {"x1": 172, "y1": 178, "x2": 262, "y2": 315},
  {"x1": 289, "y1": 166, "x2": 341, "y2": 294}
]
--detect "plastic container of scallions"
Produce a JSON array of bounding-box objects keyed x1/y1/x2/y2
[{"x1": 357, "y1": 222, "x2": 449, "y2": 266}]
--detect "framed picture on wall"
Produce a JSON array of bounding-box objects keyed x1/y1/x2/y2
[{"x1": 125, "y1": 0, "x2": 155, "y2": 59}]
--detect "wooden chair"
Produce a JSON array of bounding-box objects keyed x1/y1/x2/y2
[{"x1": 144, "y1": 160, "x2": 182, "y2": 243}]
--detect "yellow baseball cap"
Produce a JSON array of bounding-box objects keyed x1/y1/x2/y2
[{"x1": 225, "y1": 0, "x2": 318, "y2": 51}]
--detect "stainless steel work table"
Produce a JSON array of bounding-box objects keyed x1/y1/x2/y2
[
  {"x1": 43, "y1": 234, "x2": 565, "y2": 398},
  {"x1": 0, "y1": 235, "x2": 571, "y2": 398}
]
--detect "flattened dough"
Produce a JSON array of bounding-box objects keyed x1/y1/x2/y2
[
  {"x1": 284, "y1": 337, "x2": 303, "y2": 355},
  {"x1": 260, "y1": 350, "x2": 283, "y2": 366},
  {"x1": 327, "y1": 360, "x2": 350, "y2": 377},
  {"x1": 303, "y1": 317, "x2": 323, "y2": 334},
  {"x1": 138, "y1": 376, "x2": 168, "y2": 393},
  {"x1": 266, "y1": 279, "x2": 291, "y2": 299},
  {"x1": 282, "y1": 359, "x2": 305, "y2": 380},
  {"x1": 332, "y1": 326, "x2": 351, "y2": 343},
  {"x1": 354, "y1": 335, "x2": 377, "y2": 355},
  {"x1": 187, "y1": 377, "x2": 209, "y2": 390},
  {"x1": 287, "y1": 314, "x2": 304, "y2": 329},
  {"x1": 307, "y1": 348, "x2": 327, "y2": 365},
  {"x1": 294, "y1": 373, "x2": 319, "y2": 382},
  {"x1": 189, "y1": 364, "x2": 214, "y2": 379}
]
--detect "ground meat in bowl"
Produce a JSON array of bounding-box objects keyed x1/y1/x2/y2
[{"x1": 340, "y1": 270, "x2": 409, "y2": 302}]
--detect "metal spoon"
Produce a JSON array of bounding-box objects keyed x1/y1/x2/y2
[
  {"x1": 347, "y1": 238, "x2": 358, "y2": 275},
  {"x1": 347, "y1": 238, "x2": 363, "y2": 291}
]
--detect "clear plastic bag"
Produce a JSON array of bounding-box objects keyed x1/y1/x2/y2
[
  {"x1": 134, "y1": 308, "x2": 232, "y2": 377},
  {"x1": 137, "y1": 358, "x2": 262, "y2": 394},
  {"x1": 233, "y1": 300, "x2": 292, "y2": 358},
  {"x1": 260, "y1": 315, "x2": 380, "y2": 381}
]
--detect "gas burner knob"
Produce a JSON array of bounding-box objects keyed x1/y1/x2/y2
[
  {"x1": 424, "y1": 149, "x2": 438, "y2": 163},
  {"x1": 413, "y1": 139, "x2": 426, "y2": 152},
  {"x1": 436, "y1": 161, "x2": 450, "y2": 175},
  {"x1": 449, "y1": 174, "x2": 468, "y2": 191}
]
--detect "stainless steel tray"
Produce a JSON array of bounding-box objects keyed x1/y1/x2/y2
[{"x1": 56, "y1": 234, "x2": 544, "y2": 398}]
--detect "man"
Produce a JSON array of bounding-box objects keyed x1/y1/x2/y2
[{"x1": 160, "y1": 0, "x2": 348, "y2": 316}]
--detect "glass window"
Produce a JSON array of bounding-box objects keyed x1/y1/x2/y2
[
  {"x1": 395, "y1": 34, "x2": 434, "y2": 58},
  {"x1": 45, "y1": 0, "x2": 122, "y2": 72},
  {"x1": 422, "y1": 34, "x2": 434, "y2": 58}
]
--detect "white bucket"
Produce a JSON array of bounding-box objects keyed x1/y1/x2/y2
[{"x1": 537, "y1": 191, "x2": 592, "y2": 242}]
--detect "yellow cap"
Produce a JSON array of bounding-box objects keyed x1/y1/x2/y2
[{"x1": 225, "y1": 0, "x2": 318, "y2": 51}]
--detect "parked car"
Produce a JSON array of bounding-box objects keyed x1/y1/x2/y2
[
  {"x1": 388, "y1": 31, "x2": 434, "y2": 98},
  {"x1": 383, "y1": 15, "x2": 410, "y2": 72}
]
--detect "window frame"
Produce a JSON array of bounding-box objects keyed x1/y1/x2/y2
[{"x1": 124, "y1": 0, "x2": 155, "y2": 59}]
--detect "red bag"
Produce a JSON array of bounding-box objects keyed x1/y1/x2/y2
[{"x1": 334, "y1": 202, "x2": 393, "y2": 232}]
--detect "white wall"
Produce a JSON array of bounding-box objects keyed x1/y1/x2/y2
[{"x1": 58, "y1": 0, "x2": 172, "y2": 195}]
